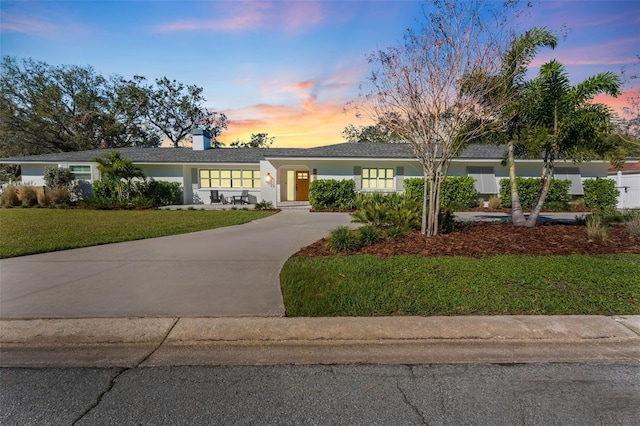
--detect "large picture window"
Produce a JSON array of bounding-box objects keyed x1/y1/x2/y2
[
  {"x1": 199, "y1": 169, "x2": 260, "y2": 189},
  {"x1": 69, "y1": 165, "x2": 92, "y2": 181},
  {"x1": 362, "y1": 168, "x2": 394, "y2": 189}
]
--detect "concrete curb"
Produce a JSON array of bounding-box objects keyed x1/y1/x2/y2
[{"x1": 2, "y1": 316, "x2": 639, "y2": 367}]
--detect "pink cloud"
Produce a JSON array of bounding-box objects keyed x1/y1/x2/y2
[
  {"x1": 218, "y1": 96, "x2": 365, "y2": 148},
  {"x1": 0, "y1": 12, "x2": 56, "y2": 35},
  {"x1": 156, "y1": 1, "x2": 326, "y2": 33}
]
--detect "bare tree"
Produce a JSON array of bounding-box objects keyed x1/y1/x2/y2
[{"x1": 360, "y1": 0, "x2": 527, "y2": 236}]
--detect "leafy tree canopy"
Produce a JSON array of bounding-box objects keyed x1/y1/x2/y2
[
  {"x1": 0, "y1": 56, "x2": 227, "y2": 158},
  {"x1": 230, "y1": 133, "x2": 275, "y2": 148}
]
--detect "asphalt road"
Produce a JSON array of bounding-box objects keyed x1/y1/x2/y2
[{"x1": 2, "y1": 364, "x2": 639, "y2": 425}]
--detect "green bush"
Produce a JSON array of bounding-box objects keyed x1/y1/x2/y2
[
  {"x1": 43, "y1": 166, "x2": 76, "y2": 189},
  {"x1": 354, "y1": 191, "x2": 405, "y2": 210},
  {"x1": 583, "y1": 178, "x2": 619, "y2": 211},
  {"x1": 255, "y1": 200, "x2": 274, "y2": 210},
  {"x1": 358, "y1": 225, "x2": 383, "y2": 246},
  {"x1": 351, "y1": 198, "x2": 421, "y2": 231},
  {"x1": 89, "y1": 179, "x2": 182, "y2": 209},
  {"x1": 309, "y1": 179, "x2": 355, "y2": 210},
  {"x1": 499, "y1": 178, "x2": 571, "y2": 210},
  {"x1": 402, "y1": 176, "x2": 477, "y2": 210},
  {"x1": 141, "y1": 180, "x2": 183, "y2": 206},
  {"x1": 385, "y1": 226, "x2": 407, "y2": 241},
  {"x1": 326, "y1": 226, "x2": 360, "y2": 253}
]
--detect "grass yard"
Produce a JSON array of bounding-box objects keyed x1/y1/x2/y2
[
  {"x1": 281, "y1": 254, "x2": 640, "y2": 316},
  {"x1": 0, "y1": 208, "x2": 274, "y2": 258}
]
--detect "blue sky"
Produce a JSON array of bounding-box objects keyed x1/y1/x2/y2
[{"x1": 1, "y1": 0, "x2": 638, "y2": 147}]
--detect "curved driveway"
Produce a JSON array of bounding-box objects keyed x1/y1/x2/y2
[{"x1": 0, "y1": 211, "x2": 352, "y2": 318}]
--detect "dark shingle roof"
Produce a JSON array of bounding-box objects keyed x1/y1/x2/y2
[{"x1": 0, "y1": 142, "x2": 507, "y2": 164}]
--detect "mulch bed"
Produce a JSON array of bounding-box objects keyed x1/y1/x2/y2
[{"x1": 295, "y1": 222, "x2": 640, "y2": 258}]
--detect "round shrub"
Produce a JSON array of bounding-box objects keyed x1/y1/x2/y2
[
  {"x1": 583, "y1": 178, "x2": 619, "y2": 211},
  {"x1": 326, "y1": 226, "x2": 361, "y2": 253},
  {"x1": 358, "y1": 225, "x2": 383, "y2": 246}
]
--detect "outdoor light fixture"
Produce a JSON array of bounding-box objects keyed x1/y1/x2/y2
[{"x1": 265, "y1": 173, "x2": 273, "y2": 185}]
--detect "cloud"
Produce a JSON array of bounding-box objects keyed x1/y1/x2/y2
[
  {"x1": 0, "y1": 12, "x2": 57, "y2": 35},
  {"x1": 156, "y1": 1, "x2": 326, "y2": 34},
  {"x1": 218, "y1": 96, "x2": 366, "y2": 148}
]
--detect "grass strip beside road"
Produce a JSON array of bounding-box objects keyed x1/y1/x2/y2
[
  {"x1": 0, "y1": 208, "x2": 274, "y2": 258},
  {"x1": 281, "y1": 254, "x2": 640, "y2": 316}
]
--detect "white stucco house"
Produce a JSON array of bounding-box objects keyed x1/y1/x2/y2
[{"x1": 1, "y1": 129, "x2": 612, "y2": 207}]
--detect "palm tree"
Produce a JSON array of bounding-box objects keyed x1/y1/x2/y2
[
  {"x1": 493, "y1": 27, "x2": 558, "y2": 225},
  {"x1": 519, "y1": 60, "x2": 621, "y2": 226},
  {"x1": 94, "y1": 150, "x2": 145, "y2": 202}
]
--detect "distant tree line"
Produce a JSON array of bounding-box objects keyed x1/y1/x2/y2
[{"x1": 0, "y1": 56, "x2": 228, "y2": 159}]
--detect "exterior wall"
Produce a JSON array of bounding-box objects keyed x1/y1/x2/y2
[
  {"x1": 260, "y1": 160, "x2": 277, "y2": 206},
  {"x1": 20, "y1": 164, "x2": 47, "y2": 187}
]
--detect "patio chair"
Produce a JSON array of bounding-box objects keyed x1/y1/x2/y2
[
  {"x1": 210, "y1": 190, "x2": 223, "y2": 204},
  {"x1": 233, "y1": 190, "x2": 250, "y2": 205}
]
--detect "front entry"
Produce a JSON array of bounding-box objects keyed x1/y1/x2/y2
[{"x1": 295, "y1": 170, "x2": 309, "y2": 201}]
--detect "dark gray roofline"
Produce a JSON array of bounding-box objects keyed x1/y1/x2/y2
[{"x1": 0, "y1": 142, "x2": 508, "y2": 164}]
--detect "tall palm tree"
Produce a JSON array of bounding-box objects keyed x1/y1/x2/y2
[
  {"x1": 519, "y1": 60, "x2": 621, "y2": 226},
  {"x1": 495, "y1": 27, "x2": 558, "y2": 225}
]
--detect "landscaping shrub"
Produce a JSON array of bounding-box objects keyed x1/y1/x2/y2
[
  {"x1": 255, "y1": 200, "x2": 274, "y2": 210},
  {"x1": 583, "y1": 178, "x2": 619, "y2": 211},
  {"x1": 586, "y1": 213, "x2": 608, "y2": 242},
  {"x1": 37, "y1": 189, "x2": 50, "y2": 207},
  {"x1": 403, "y1": 176, "x2": 476, "y2": 209},
  {"x1": 385, "y1": 226, "x2": 407, "y2": 241},
  {"x1": 20, "y1": 186, "x2": 38, "y2": 207},
  {"x1": 0, "y1": 185, "x2": 20, "y2": 207},
  {"x1": 499, "y1": 178, "x2": 571, "y2": 210},
  {"x1": 140, "y1": 180, "x2": 182, "y2": 206},
  {"x1": 355, "y1": 191, "x2": 405, "y2": 210},
  {"x1": 624, "y1": 210, "x2": 640, "y2": 238},
  {"x1": 488, "y1": 195, "x2": 501, "y2": 210},
  {"x1": 358, "y1": 225, "x2": 383, "y2": 246},
  {"x1": 309, "y1": 179, "x2": 355, "y2": 210},
  {"x1": 326, "y1": 226, "x2": 360, "y2": 253},
  {"x1": 43, "y1": 166, "x2": 75, "y2": 189},
  {"x1": 88, "y1": 179, "x2": 181, "y2": 209},
  {"x1": 50, "y1": 187, "x2": 71, "y2": 206},
  {"x1": 351, "y1": 198, "x2": 421, "y2": 231}
]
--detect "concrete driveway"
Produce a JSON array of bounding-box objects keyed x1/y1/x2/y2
[{"x1": 0, "y1": 210, "x2": 352, "y2": 318}]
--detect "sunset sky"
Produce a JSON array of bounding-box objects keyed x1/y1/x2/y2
[{"x1": 1, "y1": 0, "x2": 638, "y2": 148}]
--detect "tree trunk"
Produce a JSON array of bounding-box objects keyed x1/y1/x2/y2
[
  {"x1": 525, "y1": 166, "x2": 553, "y2": 227},
  {"x1": 421, "y1": 171, "x2": 428, "y2": 234},
  {"x1": 426, "y1": 171, "x2": 442, "y2": 237},
  {"x1": 508, "y1": 141, "x2": 526, "y2": 226}
]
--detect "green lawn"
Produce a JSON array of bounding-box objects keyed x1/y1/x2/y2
[
  {"x1": 281, "y1": 254, "x2": 640, "y2": 316},
  {"x1": 0, "y1": 208, "x2": 274, "y2": 258}
]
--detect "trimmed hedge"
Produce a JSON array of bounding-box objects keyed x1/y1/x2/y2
[
  {"x1": 583, "y1": 178, "x2": 619, "y2": 211},
  {"x1": 499, "y1": 178, "x2": 571, "y2": 209},
  {"x1": 309, "y1": 179, "x2": 356, "y2": 210},
  {"x1": 403, "y1": 176, "x2": 477, "y2": 210}
]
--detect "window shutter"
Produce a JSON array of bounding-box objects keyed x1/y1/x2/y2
[{"x1": 354, "y1": 166, "x2": 362, "y2": 191}]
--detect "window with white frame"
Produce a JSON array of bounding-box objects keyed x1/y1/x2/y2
[
  {"x1": 467, "y1": 166, "x2": 497, "y2": 194},
  {"x1": 69, "y1": 165, "x2": 92, "y2": 181},
  {"x1": 199, "y1": 169, "x2": 260, "y2": 189},
  {"x1": 554, "y1": 167, "x2": 583, "y2": 195},
  {"x1": 362, "y1": 168, "x2": 394, "y2": 189}
]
